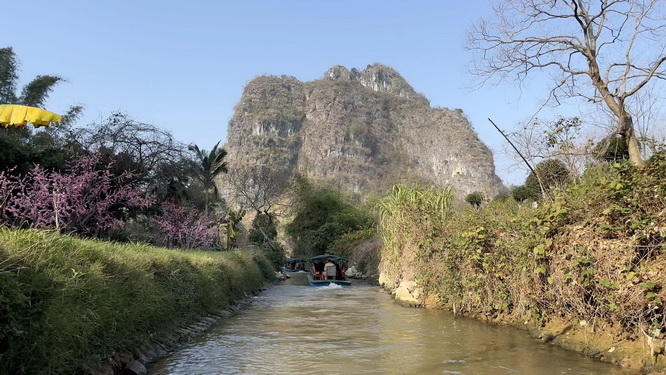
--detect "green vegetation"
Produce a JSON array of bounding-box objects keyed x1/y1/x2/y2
[
  {"x1": 511, "y1": 159, "x2": 571, "y2": 202},
  {"x1": 0, "y1": 229, "x2": 274, "y2": 374},
  {"x1": 248, "y1": 213, "x2": 285, "y2": 270},
  {"x1": 188, "y1": 141, "x2": 229, "y2": 215},
  {"x1": 465, "y1": 191, "x2": 484, "y2": 208},
  {"x1": 376, "y1": 185, "x2": 454, "y2": 288},
  {"x1": 286, "y1": 177, "x2": 375, "y2": 259},
  {"x1": 595, "y1": 134, "x2": 631, "y2": 163},
  {"x1": 378, "y1": 154, "x2": 666, "y2": 359}
]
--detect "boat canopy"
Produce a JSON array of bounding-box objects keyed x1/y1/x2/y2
[{"x1": 309, "y1": 254, "x2": 348, "y2": 264}]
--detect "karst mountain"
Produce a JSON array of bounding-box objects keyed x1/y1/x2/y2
[{"x1": 220, "y1": 63, "x2": 504, "y2": 200}]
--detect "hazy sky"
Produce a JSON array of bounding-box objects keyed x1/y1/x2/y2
[{"x1": 4, "y1": 0, "x2": 591, "y2": 186}]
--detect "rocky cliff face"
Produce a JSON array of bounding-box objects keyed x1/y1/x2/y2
[{"x1": 222, "y1": 64, "x2": 504, "y2": 199}]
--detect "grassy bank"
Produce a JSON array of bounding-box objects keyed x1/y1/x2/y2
[
  {"x1": 0, "y1": 229, "x2": 275, "y2": 374},
  {"x1": 378, "y1": 154, "x2": 666, "y2": 370}
]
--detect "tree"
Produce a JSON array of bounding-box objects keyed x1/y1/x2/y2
[
  {"x1": 0, "y1": 47, "x2": 82, "y2": 125},
  {"x1": 249, "y1": 213, "x2": 285, "y2": 270},
  {"x1": 465, "y1": 191, "x2": 485, "y2": 209},
  {"x1": 510, "y1": 117, "x2": 593, "y2": 179},
  {"x1": 511, "y1": 185, "x2": 539, "y2": 203},
  {"x1": 468, "y1": 0, "x2": 666, "y2": 167},
  {"x1": 528, "y1": 159, "x2": 571, "y2": 199},
  {"x1": 0, "y1": 47, "x2": 83, "y2": 173},
  {"x1": 225, "y1": 163, "x2": 290, "y2": 256},
  {"x1": 0, "y1": 153, "x2": 153, "y2": 237},
  {"x1": 189, "y1": 141, "x2": 228, "y2": 214},
  {"x1": 0, "y1": 47, "x2": 62, "y2": 107},
  {"x1": 153, "y1": 202, "x2": 220, "y2": 250},
  {"x1": 286, "y1": 177, "x2": 373, "y2": 258},
  {"x1": 76, "y1": 112, "x2": 197, "y2": 203},
  {"x1": 77, "y1": 113, "x2": 187, "y2": 176},
  {"x1": 226, "y1": 164, "x2": 289, "y2": 221},
  {"x1": 510, "y1": 159, "x2": 570, "y2": 202}
]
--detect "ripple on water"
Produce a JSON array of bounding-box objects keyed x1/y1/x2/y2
[{"x1": 148, "y1": 284, "x2": 636, "y2": 375}]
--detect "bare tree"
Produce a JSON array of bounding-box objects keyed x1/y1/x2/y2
[
  {"x1": 594, "y1": 85, "x2": 666, "y2": 158},
  {"x1": 509, "y1": 116, "x2": 596, "y2": 178},
  {"x1": 224, "y1": 163, "x2": 290, "y2": 251},
  {"x1": 77, "y1": 112, "x2": 187, "y2": 175},
  {"x1": 468, "y1": 0, "x2": 666, "y2": 167},
  {"x1": 75, "y1": 113, "x2": 196, "y2": 202},
  {"x1": 226, "y1": 164, "x2": 289, "y2": 222}
]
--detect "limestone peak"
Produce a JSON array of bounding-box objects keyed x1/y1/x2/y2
[{"x1": 323, "y1": 63, "x2": 425, "y2": 101}]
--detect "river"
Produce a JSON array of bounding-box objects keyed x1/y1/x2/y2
[{"x1": 148, "y1": 274, "x2": 635, "y2": 374}]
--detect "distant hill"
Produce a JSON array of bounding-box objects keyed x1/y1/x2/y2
[{"x1": 220, "y1": 63, "x2": 504, "y2": 201}]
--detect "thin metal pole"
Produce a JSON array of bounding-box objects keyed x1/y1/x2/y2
[{"x1": 487, "y1": 118, "x2": 537, "y2": 178}]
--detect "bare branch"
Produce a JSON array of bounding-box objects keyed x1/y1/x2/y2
[{"x1": 467, "y1": 0, "x2": 666, "y2": 166}]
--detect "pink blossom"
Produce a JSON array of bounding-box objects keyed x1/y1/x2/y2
[
  {"x1": 0, "y1": 153, "x2": 153, "y2": 236},
  {"x1": 154, "y1": 202, "x2": 220, "y2": 249}
]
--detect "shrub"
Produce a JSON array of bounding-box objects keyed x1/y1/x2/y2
[
  {"x1": 377, "y1": 153, "x2": 666, "y2": 341},
  {"x1": 465, "y1": 191, "x2": 484, "y2": 208},
  {"x1": 0, "y1": 153, "x2": 153, "y2": 236},
  {"x1": 154, "y1": 202, "x2": 221, "y2": 250}
]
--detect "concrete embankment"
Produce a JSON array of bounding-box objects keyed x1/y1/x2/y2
[{"x1": 0, "y1": 229, "x2": 275, "y2": 374}]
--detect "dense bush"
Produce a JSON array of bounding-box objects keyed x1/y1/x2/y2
[
  {"x1": 511, "y1": 159, "x2": 571, "y2": 202},
  {"x1": 286, "y1": 177, "x2": 375, "y2": 259},
  {"x1": 378, "y1": 155, "x2": 666, "y2": 339},
  {"x1": 465, "y1": 191, "x2": 484, "y2": 208},
  {"x1": 595, "y1": 134, "x2": 630, "y2": 163},
  {"x1": 248, "y1": 213, "x2": 285, "y2": 270}
]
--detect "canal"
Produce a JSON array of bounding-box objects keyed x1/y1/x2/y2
[{"x1": 149, "y1": 274, "x2": 634, "y2": 374}]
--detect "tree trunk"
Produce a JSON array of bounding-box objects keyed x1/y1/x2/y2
[
  {"x1": 620, "y1": 113, "x2": 644, "y2": 167},
  {"x1": 588, "y1": 61, "x2": 643, "y2": 167}
]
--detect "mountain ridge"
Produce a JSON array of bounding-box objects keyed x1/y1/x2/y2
[{"x1": 221, "y1": 63, "x2": 505, "y2": 202}]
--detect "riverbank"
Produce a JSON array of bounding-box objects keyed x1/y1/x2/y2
[
  {"x1": 0, "y1": 229, "x2": 275, "y2": 374},
  {"x1": 376, "y1": 155, "x2": 666, "y2": 373}
]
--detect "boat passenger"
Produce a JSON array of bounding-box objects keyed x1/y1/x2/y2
[{"x1": 324, "y1": 259, "x2": 337, "y2": 279}]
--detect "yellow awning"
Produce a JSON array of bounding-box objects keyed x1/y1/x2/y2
[{"x1": 0, "y1": 104, "x2": 63, "y2": 129}]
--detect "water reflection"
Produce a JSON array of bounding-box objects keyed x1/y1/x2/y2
[{"x1": 149, "y1": 275, "x2": 634, "y2": 374}]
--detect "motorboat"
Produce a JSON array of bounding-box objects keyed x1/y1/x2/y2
[
  {"x1": 283, "y1": 257, "x2": 306, "y2": 273},
  {"x1": 307, "y1": 254, "x2": 352, "y2": 286}
]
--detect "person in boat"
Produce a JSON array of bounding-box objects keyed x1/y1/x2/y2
[{"x1": 324, "y1": 259, "x2": 337, "y2": 280}]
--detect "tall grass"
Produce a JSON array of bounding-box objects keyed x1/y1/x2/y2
[
  {"x1": 376, "y1": 185, "x2": 453, "y2": 286},
  {"x1": 0, "y1": 229, "x2": 274, "y2": 374}
]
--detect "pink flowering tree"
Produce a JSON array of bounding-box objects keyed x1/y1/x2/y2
[
  {"x1": 154, "y1": 201, "x2": 221, "y2": 249},
  {"x1": 0, "y1": 153, "x2": 153, "y2": 236}
]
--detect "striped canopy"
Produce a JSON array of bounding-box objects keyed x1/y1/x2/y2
[{"x1": 0, "y1": 104, "x2": 63, "y2": 129}]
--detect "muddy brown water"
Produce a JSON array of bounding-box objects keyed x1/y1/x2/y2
[{"x1": 148, "y1": 274, "x2": 635, "y2": 374}]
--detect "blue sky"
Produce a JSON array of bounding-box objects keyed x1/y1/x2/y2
[{"x1": 3, "y1": 0, "x2": 589, "y2": 186}]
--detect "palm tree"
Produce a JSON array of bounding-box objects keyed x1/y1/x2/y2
[
  {"x1": 0, "y1": 47, "x2": 82, "y2": 132},
  {"x1": 1, "y1": 47, "x2": 64, "y2": 107},
  {"x1": 188, "y1": 141, "x2": 229, "y2": 214}
]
